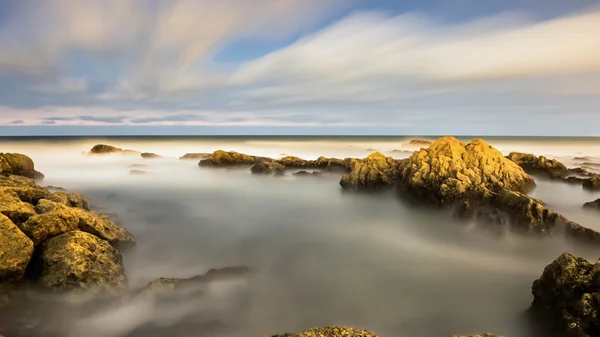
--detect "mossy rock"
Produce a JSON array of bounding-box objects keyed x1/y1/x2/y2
[
  {"x1": 340, "y1": 152, "x2": 406, "y2": 190},
  {"x1": 39, "y1": 231, "x2": 127, "y2": 292},
  {"x1": 0, "y1": 153, "x2": 35, "y2": 179},
  {"x1": 529, "y1": 252, "x2": 600, "y2": 337},
  {"x1": 0, "y1": 214, "x2": 34, "y2": 283},
  {"x1": 272, "y1": 326, "x2": 379, "y2": 337}
]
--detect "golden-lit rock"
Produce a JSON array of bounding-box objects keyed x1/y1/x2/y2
[
  {"x1": 0, "y1": 153, "x2": 36, "y2": 179},
  {"x1": 0, "y1": 214, "x2": 34, "y2": 283},
  {"x1": 0, "y1": 188, "x2": 36, "y2": 225},
  {"x1": 340, "y1": 152, "x2": 407, "y2": 190},
  {"x1": 199, "y1": 150, "x2": 266, "y2": 166},
  {"x1": 272, "y1": 326, "x2": 380, "y2": 337}
]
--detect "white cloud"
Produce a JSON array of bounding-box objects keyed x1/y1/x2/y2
[{"x1": 31, "y1": 77, "x2": 88, "y2": 94}]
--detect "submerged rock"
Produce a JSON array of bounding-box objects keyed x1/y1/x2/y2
[
  {"x1": 450, "y1": 334, "x2": 502, "y2": 337},
  {"x1": 140, "y1": 152, "x2": 162, "y2": 159},
  {"x1": 529, "y1": 252, "x2": 600, "y2": 337},
  {"x1": 0, "y1": 214, "x2": 34, "y2": 283},
  {"x1": 179, "y1": 153, "x2": 209, "y2": 160},
  {"x1": 582, "y1": 177, "x2": 600, "y2": 191},
  {"x1": 340, "y1": 152, "x2": 406, "y2": 191},
  {"x1": 39, "y1": 231, "x2": 127, "y2": 292},
  {"x1": 0, "y1": 153, "x2": 36, "y2": 179},
  {"x1": 272, "y1": 326, "x2": 379, "y2": 337},
  {"x1": 293, "y1": 170, "x2": 322, "y2": 176},
  {"x1": 583, "y1": 199, "x2": 600, "y2": 210},
  {"x1": 199, "y1": 150, "x2": 267, "y2": 167},
  {"x1": 398, "y1": 137, "x2": 535, "y2": 205}
]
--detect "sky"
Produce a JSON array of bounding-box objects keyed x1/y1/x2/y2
[{"x1": 0, "y1": 0, "x2": 599, "y2": 136}]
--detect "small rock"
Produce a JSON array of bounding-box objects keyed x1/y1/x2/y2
[
  {"x1": 140, "y1": 152, "x2": 162, "y2": 159},
  {"x1": 583, "y1": 198, "x2": 600, "y2": 210},
  {"x1": 250, "y1": 161, "x2": 286, "y2": 175}
]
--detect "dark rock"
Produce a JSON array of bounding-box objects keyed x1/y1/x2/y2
[
  {"x1": 581, "y1": 162, "x2": 600, "y2": 168},
  {"x1": 179, "y1": 153, "x2": 209, "y2": 160},
  {"x1": 129, "y1": 169, "x2": 146, "y2": 175},
  {"x1": 506, "y1": 152, "x2": 568, "y2": 179},
  {"x1": 140, "y1": 152, "x2": 162, "y2": 159},
  {"x1": 272, "y1": 326, "x2": 380, "y2": 337},
  {"x1": 44, "y1": 186, "x2": 66, "y2": 192},
  {"x1": 39, "y1": 231, "x2": 127, "y2": 292},
  {"x1": 340, "y1": 152, "x2": 407, "y2": 191},
  {"x1": 0, "y1": 153, "x2": 36, "y2": 178},
  {"x1": 583, "y1": 199, "x2": 600, "y2": 210},
  {"x1": 450, "y1": 334, "x2": 502, "y2": 337},
  {"x1": 33, "y1": 170, "x2": 44, "y2": 181},
  {"x1": 582, "y1": 177, "x2": 600, "y2": 191},
  {"x1": 574, "y1": 156, "x2": 592, "y2": 161},
  {"x1": 293, "y1": 170, "x2": 322, "y2": 176},
  {"x1": 529, "y1": 252, "x2": 600, "y2": 337},
  {"x1": 0, "y1": 214, "x2": 34, "y2": 283},
  {"x1": 251, "y1": 161, "x2": 285, "y2": 175}
]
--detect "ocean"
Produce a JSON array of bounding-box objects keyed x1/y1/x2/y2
[{"x1": 1, "y1": 136, "x2": 600, "y2": 337}]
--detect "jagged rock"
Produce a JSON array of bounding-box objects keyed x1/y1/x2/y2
[
  {"x1": 179, "y1": 153, "x2": 209, "y2": 160},
  {"x1": 0, "y1": 214, "x2": 34, "y2": 283},
  {"x1": 0, "y1": 185, "x2": 50, "y2": 204},
  {"x1": 140, "y1": 152, "x2": 162, "y2": 159},
  {"x1": 19, "y1": 210, "x2": 79, "y2": 246},
  {"x1": 340, "y1": 152, "x2": 407, "y2": 191},
  {"x1": 0, "y1": 188, "x2": 36, "y2": 225},
  {"x1": 398, "y1": 137, "x2": 535, "y2": 206},
  {"x1": 272, "y1": 326, "x2": 379, "y2": 337},
  {"x1": 529, "y1": 252, "x2": 600, "y2": 337},
  {"x1": 583, "y1": 199, "x2": 600, "y2": 210},
  {"x1": 35, "y1": 199, "x2": 135, "y2": 246},
  {"x1": 251, "y1": 161, "x2": 285, "y2": 175},
  {"x1": 0, "y1": 153, "x2": 36, "y2": 179},
  {"x1": 88, "y1": 144, "x2": 139, "y2": 155},
  {"x1": 48, "y1": 192, "x2": 90, "y2": 210},
  {"x1": 582, "y1": 177, "x2": 600, "y2": 191},
  {"x1": 39, "y1": 231, "x2": 127, "y2": 292},
  {"x1": 129, "y1": 169, "x2": 146, "y2": 175},
  {"x1": 199, "y1": 150, "x2": 267, "y2": 167}
]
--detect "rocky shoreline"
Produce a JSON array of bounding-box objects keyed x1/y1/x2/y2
[{"x1": 2, "y1": 137, "x2": 598, "y2": 336}]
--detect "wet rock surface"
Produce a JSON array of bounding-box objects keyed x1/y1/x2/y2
[{"x1": 529, "y1": 252, "x2": 600, "y2": 337}]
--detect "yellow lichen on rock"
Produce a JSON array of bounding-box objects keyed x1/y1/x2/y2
[
  {"x1": 0, "y1": 214, "x2": 34, "y2": 283},
  {"x1": 340, "y1": 152, "x2": 406, "y2": 190},
  {"x1": 0, "y1": 188, "x2": 37, "y2": 225},
  {"x1": 273, "y1": 326, "x2": 379, "y2": 337},
  {"x1": 0, "y1": 153, "x2": 36, "y2": 178},
  {"x1": 199, "y1": 150, "x2": 265, "y2": 166}
]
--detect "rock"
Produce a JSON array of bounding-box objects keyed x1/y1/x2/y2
[
  {"x1": 581, "y1": 162, "x2": 600, "y2": 168},
  {"x1": 0, "y1": 153, "x2": 36, "y2": 178},
  {"x1": 44, "y1": 185, "x2": 66, "y2": 192},
  {"x1": 583, "y1": 199, "x2": 600, "y2": 210},
  {"x1": 366, "y1": 148, "x2": 378, "y2": 152},
  {"x1": 340, "y1": 152, "x2": 407, "y2": 191},
  {"x1": 0, "y1": 214, "x2": 34, "y2": 283},
  {"x1": 140, "y1": 152, "x2": 162, "y2": 159},
  {"x1": 33, "y1": 170, "x2": 45, "y2": 181},
  {"x1": 39, "y1": 231, "x2": 127, "y2": 292},
  {"x1": 407, "y1": 139, "x2": 432, "y2": 146},
  {"x1": 0, "y1": 175, "x2": 36, "y2": 188},
  {"x1": 450, "y1": 334, "x2": 502, "y2": 337},
  {"x1": 0, "y1": 188, "x2": 36, "y2": 225},
  {"x1": 19, "y1": 210, "x2": 79, "y2": 246},
  {"x1": 0, "y1": 186, "x2": 50, "y2": 204},
  {"x1": 506, "y1": 152, "x2": 568, "y2": 178},
  {"x1": 48, "y1": 192, "x2": 90, "y2": 210},
  {"x1": 582, "y1": 177, "x2": 600, "y2": 191},
  {"x1": 199, "y1": 150, "x2": 267, "y2": 167},
  {"x1": 398, "y1": 137, "x2": 535, "y2": 206},
  {"x1": 272, "y1": 326, "x2": 380, "y2": 337},
  {"x1": 88, "y1": 144, "x2": 139, "y2": 155},
  {"x1": 179, "y1": 153, "x2": 209, "y2": 160},
  {"x1": 574, "y1": 156, "x2": 592, "y2": 161},
  {"x1": 293, "y1": 170, "x2": 322, "y2": 176},
  {"x1": 250, "y1": 161, "x2": 286, "y2": 175},
  {"x1": 529, "y1": 252, "x2": 600, "y2": 337},
  {"x1": 129, "y1": 169, "x2": 146, "y2": 175},
  {"x1": 36, "y1": 199, "x2": 136, "y2": 246}
]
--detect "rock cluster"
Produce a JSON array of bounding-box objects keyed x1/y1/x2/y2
[
  {"x1": 506, "y1": 152, "x2": 598, "y2": 187},
  {"x1": 0, "y1": 154, "x2": 135, "y2": 293},
  {"x1": 199, "y1": 150, "x2": 268, "y2": 167},
  {"x1": 529, "y1": 252, "x2": 600, "y2": 337},
  {"x1": 340, "y1": 152, "x2": 407, "y2": 190}
]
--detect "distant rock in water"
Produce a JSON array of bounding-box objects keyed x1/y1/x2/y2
[
  {"x1": 179, "y1": 153, "x2": 209, "y2": 160},
  {"x1": 340, "y1": 152, "x2": 406, "y2": 191},
  {"x1": 506, "y1": 152, "x2": 568, "y2": 179},
  {"x1": 366, "y1": 148, "x2": 378, "y2": 152},
  {"x1": 250, "y1": 161, "x2": 285, "y2": 176},
  {"x1": 583, "y1": 177, "x2": 600, "y2": 191},
  {"x1": 583, "y1": 198, "x2": 600, "y2": 210},
  {"x1": 88, "y1": 144, "x2": 139, "y2": 155},
  {"x1": 140, "y1": 152, "x2": 162, "y2": 159},
  {"x1": 574, "y1": 156, "x2": 592, "y2": 161},
  {"x1": 128, "y1": 164, "x2": 148, "y2": 168},
  {"x1": 0, "y1": 153, "x2": 36, "y2": 179},
  {"x1": 582, "y1": 161, "x2": 600, "y2": 168},
  {"x1": 407, "y1": 139, "x2": 432, "y2": 146},
  {"x1": 293, "y1": 170, "x2": 322, "y2": 176},
  {"x1": 33, "y1": 170, "x2": 45, "y2": 181},
  {"x1": 528, "y1": 252, "x2": 600, "y2": 337},
  {"x1": 389, "y1": 149, "x2": 412, "y2": 154},
  {"x1": 129, "y1": 169, "x2": 146, "y2": 175},
  {"x1": 272, "y1": 326, "x2": 380, "y2": 337},
  {"x1": 199, "y1": 150, "x2": 267, "y2": 167}
]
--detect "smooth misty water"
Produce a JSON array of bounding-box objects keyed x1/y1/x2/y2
[{"x1": 1, "y1": 136, "x2": 600, "y2": 337}]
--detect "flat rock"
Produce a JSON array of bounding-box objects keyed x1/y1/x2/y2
[
  {"x1": 39, "y1": 231, "x2": 127, "y2": 292},
  {"x1": 407, "y1": 139, "x2": 432, "y2": 146},
  {"x1": 340, "y1": 152, "x2": 406, "y2": 191},
  {"x1": 140, "y1": 152, "x2": 162, "y2": 159},
  {"x1": 293, "y1": 170, "x2": 322, "y2": 176},
  {"x1": 272, "y1": 326, "x2": 379, "y2": 337},
  {"x1": 0, "y1": 214, "x2": 34, "y2": 283},
  {"x1": 0, "y1": 153, "x2": 36, "y2": 178},
  {"x1": 506, "y1": 152, "x2": 568, "y2": 179},
  {"x1": 529, "y1": 252, "x2": 600, "y2": 337},
  {"x1": 583, "y1": 199, "x2": 600, "y2": 210}
]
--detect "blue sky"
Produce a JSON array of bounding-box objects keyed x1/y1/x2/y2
[{"x1": 0, "y1": 0, "x2": 599, "y2": 136}]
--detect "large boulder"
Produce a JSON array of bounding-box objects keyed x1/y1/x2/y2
[
  {"x1": 35, "y1": 199, "x2": 135, "y2": 246},
  {"x1": 529, "y1": 252, "x2": 600, "y2": 337},
  {"x1": 199, "y1": 150, "x2": 267, "y2": 167},
  {"x1": 18, "y1": 210, "x2": 79, "y2": 246},
  {"x1": 398, "y1": 137, "x2": 535, "y2": 205},
  {"x1": 340, "y1": 152, "x2": 406, "y2": 190},
  {"x1": 38, "y1": 231, "x2": 127, "y2": 292},
  {"x1": 506, "y1": 152, "x2": 568, "y2": 178},
  {"x1": 0, "y1": 153, "x2": 35, "y2": 179},
  {"x1": 272, "y1": 326, "x2": 379, "y2": 337},
  {"x1": 0, "y1": 214, "x2": 34, "y2": 283}
]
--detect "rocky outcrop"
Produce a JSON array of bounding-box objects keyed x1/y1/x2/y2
[
  {"x1": 140, "y1": 152, "x2": 162, "y2": 159},
  {"x1": 0, "y1": 153, "x2": 36, "y2": 179},
  {"x1": 398, "y1": 137, "x2": 535, "y2": 205},
  {"x1": 340, "y1": 152, "x2": 407, "y2": 191},
  {"x1": 272, "y1": 326, "x2": 379, "y2": 337},
  {"x1": 179, "y1": 153, "x2": 209, "y2": 160},
  {"x1": 88, "y1": 144, "x2": 139, "y2": 155},
  {"x1": 583, "y1": 199, "x2": 600, "y2": 210},
  {"x1": 0, "y1": 214, "x2": 34, "y2": 283},
  {"x1": 529, "y1": 252, "x2": 600, "y2": 337},
  {"x1": 250, "y1": 161, "x2": 285, "y2": 175},
  {"x1": 506, "y1": 152, "x2": 568, "y2": 178},
  {"x1": 39, "y1": 231, "x2": 127, "y2": 292},
  {"x1": 48, "y1": 192, "x2": 90, "y2": 210},
  {"x1": 199, "y1": 150, "x2": 267, "y2": 167},
  {"x1": 582, "y1": 177, "x2": 600, "y2": 191}
]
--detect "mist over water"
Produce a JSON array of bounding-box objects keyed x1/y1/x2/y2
[{"x1": 2, "y1": 136, "x2": 600, "y2": 337}]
